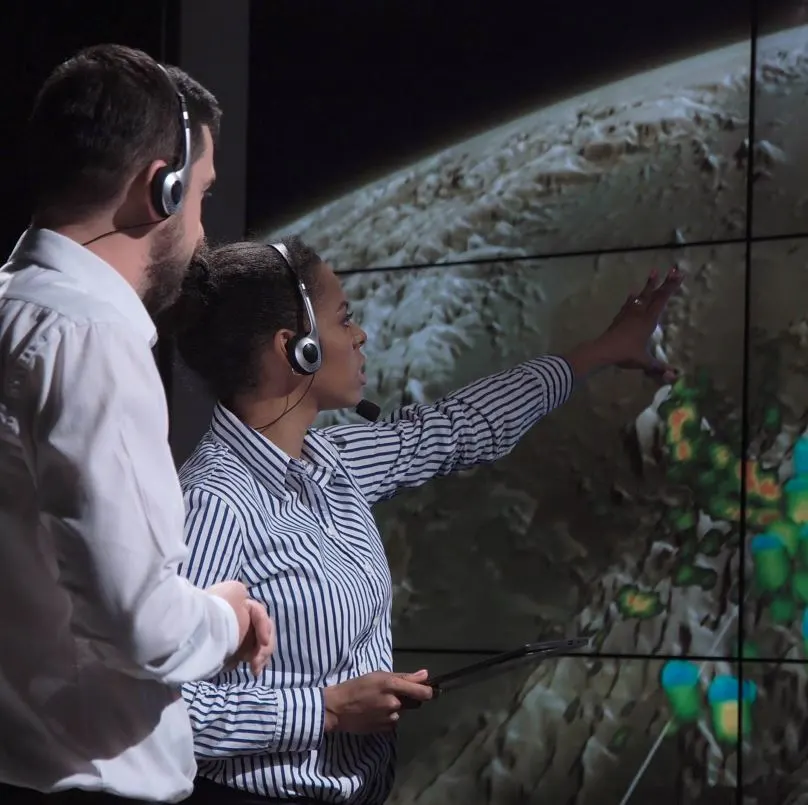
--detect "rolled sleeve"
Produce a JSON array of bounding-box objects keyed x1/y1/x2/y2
[{"x1": 270, "y1": 687, "x2": 326, "y2": 754}]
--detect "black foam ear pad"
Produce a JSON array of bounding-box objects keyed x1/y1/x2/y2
[
  {"x1": 150, "y1": 166, "x2": 184, "y2": 218},
  {"x1": 150, "y1": 166, "x2": 172, "y2": 218},
  {"x1": 167, "y1": 176, "x2": 184, "y2": 209},
  {"x1": 286, "y1": 334, "x2": 321, "y2": 375}
]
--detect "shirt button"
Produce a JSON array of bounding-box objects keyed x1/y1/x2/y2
[
  {"x1": 327, "y1": 527, "x2": 337, "y2": 537},
  {"x1": 363, "y1": 562, "x2": 372, "y2": 572}
]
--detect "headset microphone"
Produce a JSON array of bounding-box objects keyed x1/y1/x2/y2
[{"x1": 355, "y1": 399, "x2": 381, "y2": 422}]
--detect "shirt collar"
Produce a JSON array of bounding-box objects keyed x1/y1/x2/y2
[
  {"x1": 209, "y1": 403, "x2": 342, "y2": 498},
  {"x1": 5, "y1": 227, "x2": 157, "y2": 347}
]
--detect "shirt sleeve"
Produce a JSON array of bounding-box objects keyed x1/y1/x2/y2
[
  {"x1": 29, "y1": 321, "x2": 239, "y2": 685},
  {"x1": 182, "y1": 681, "x2": 326, "y2": 758},
  {"x1": 180, "y1": 486, "x2": 325, "y2": 756},
  {"x1": 329, "y1": 356, "x2": 574, "y2": 505}
]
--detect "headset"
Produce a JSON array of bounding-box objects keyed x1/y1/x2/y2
[
  {"x1": 267, "y1": 242, "x2": 322, "y2": 375},
  {"x1": 79, "y1": 65, "x2": 193, "y2": 248},
  {"x1": 260, "y1": 242, "x2": 382, "y2": 427},
  {"x1": 151, "y1": 64, "x2": 192, "y2": 219}
]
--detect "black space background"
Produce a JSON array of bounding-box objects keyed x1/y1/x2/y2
[
  {"x1": 245, "y1": 0, "x2": 799, "y2": 236},
  {"x1": 0, "y1": 0, "x2": 800, "y2": 251}
]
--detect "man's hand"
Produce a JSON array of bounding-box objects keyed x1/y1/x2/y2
[
  {"x1": 207, "y1": 581, "x2": 276, "y2": 676},
  {"x1": 229, "y1": 599, "x2": 275, "y2": 677},
  {"x1": 323, "y1": 669, "x2": 433, "y2": 734}
]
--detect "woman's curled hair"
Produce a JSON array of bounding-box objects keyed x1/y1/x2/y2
[{"x1": 165, "y1": 237, "x2": 323, "y2": 403}]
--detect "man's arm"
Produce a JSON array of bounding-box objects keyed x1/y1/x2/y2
[
  {"x1": 329, "y1": 355, "x2": 574, "y2": 506},
  {"x1": 30, "y1": 320, "x2": 240, "y2": 684}
]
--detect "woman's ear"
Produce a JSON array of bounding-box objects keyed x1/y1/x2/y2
[{"x1": 273, "y1": 328, "x2": 296, "y2": 370}]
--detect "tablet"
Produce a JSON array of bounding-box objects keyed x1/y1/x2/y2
[{"x1": 426, "y1": 637, "x2": 591, "y2": 694}]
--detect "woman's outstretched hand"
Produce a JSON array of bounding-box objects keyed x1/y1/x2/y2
[{"x1": 564, "y1": 266, "x2": 684, "y2": 381}]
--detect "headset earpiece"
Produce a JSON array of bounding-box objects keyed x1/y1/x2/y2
[
  {"x1": 286, "y1": 333, "x2": 321, "y2": 375},
  {"x1": 268, "y1": 242, "x2": 322, "y2": 376},
  {"x1": 150, "y1": 66, "x2": 192, "y2": 219},
  {"x1": 150, "y1": 165, "x2": 184, "y2": 219}
]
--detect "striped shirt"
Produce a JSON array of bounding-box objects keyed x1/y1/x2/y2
[{"x1": 178, "y1": 356, "x2": 573, "y2": 803}]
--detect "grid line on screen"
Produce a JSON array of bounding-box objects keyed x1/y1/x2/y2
[
  {"x1": 737, "y1": 1, "x2": 761, "y2": 800},
  {"x1": 333, "y1": 231, "x2": 808, "y2": 277}
]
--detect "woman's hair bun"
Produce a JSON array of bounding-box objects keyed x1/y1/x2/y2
[{"x1": 161, "y1": 249, "x2": 214, "y2": 336}]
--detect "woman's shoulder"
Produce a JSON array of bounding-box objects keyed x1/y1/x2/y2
[{"x1": 179, "y1": 431, "x2": 260, "y2": 498}]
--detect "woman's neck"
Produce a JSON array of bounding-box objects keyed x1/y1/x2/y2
[{"x1": 231, "y1": 390, "x2": 317, "y2": 460}]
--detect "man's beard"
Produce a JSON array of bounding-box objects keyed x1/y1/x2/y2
[{"x1": 141, "y1": 216, "x2": 206, "y2": 318}]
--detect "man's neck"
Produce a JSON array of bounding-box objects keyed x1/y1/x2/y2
[{"x1": 41, "y1": 220, "x2": 148, "y2": 299}]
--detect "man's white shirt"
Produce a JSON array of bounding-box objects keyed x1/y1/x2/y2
[{"x1": 0, "y1": 228, "x2": 239, "y2": 802}]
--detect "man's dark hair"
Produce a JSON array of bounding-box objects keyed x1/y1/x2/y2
[
  {"x1": 167, "y1": 238, "x2": 324, "y2": 404},
  {"x1": 27, "y1": 43, "x2": 221, "y2": 220}
]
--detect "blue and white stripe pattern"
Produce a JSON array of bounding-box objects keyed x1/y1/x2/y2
[{"x1": 178, "y1": 356, "x2": 573, "y2": 803}]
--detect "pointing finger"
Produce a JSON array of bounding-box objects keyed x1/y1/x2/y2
[
  {"x1": 648, "y1": 267, "x2": 683, "y2": 316},
  {"x1": 636, "y1": 269, "x2": 660, "y2": 302}
]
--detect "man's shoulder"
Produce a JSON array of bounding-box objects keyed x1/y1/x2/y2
[
  {"x1": 0, "y1": 303, "x2": 142, "y2": 381},
  {"x1": 0, "y1": 261, "x2": 135, "y2": 336}
]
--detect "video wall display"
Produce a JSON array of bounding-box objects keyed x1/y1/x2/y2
[
  {"x1": 222, "y1": 0, "x2": 808, "y2": 801},
  {"x1": 752, "y1": 3, "x2": 808, "y2": 238},
  {"x1": 318, "y1": 244, "x2": 746, "y2": 658},
  {"x1": 246, "y1": 3, "x2": 806, "y2": 272},
  {"x1": 744, "y1": 238, "x2": 808, "y2": 663},
  {"x1": 391, "y1": 653, "x2": 808, "y2": 804}
]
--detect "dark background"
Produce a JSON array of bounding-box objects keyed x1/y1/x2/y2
[{"x1": 247, "y1": 1, "x2": 758, "y2": 237}]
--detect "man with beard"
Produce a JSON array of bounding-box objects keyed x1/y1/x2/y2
[{"x1": 0, "y1": 45, "x2": 275, "y2": 804}]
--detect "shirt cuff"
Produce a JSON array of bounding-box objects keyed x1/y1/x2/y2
[
  {"x1": 523, "y1": 355, "x2": 574, "y2": 414},
  {"x1": 269, "y1": 687, "x2": 326, "y2": 753},
  {"x1": 208, "y1": 593, "x2": 241, "y2": 657}
]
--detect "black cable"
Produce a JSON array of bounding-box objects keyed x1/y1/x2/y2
[
  {"x1": 737, "y1": 0, "x2": 760, "y2": 796},
  {"x1": 80, "y1": 220, "x2": 158, "y2": 247},
  {"x1": 333, "y1": 230, "x2": 808, "y2": 277},
  {"x1": 254, "y1": 375, "x2": 316, "y2": 434}
]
